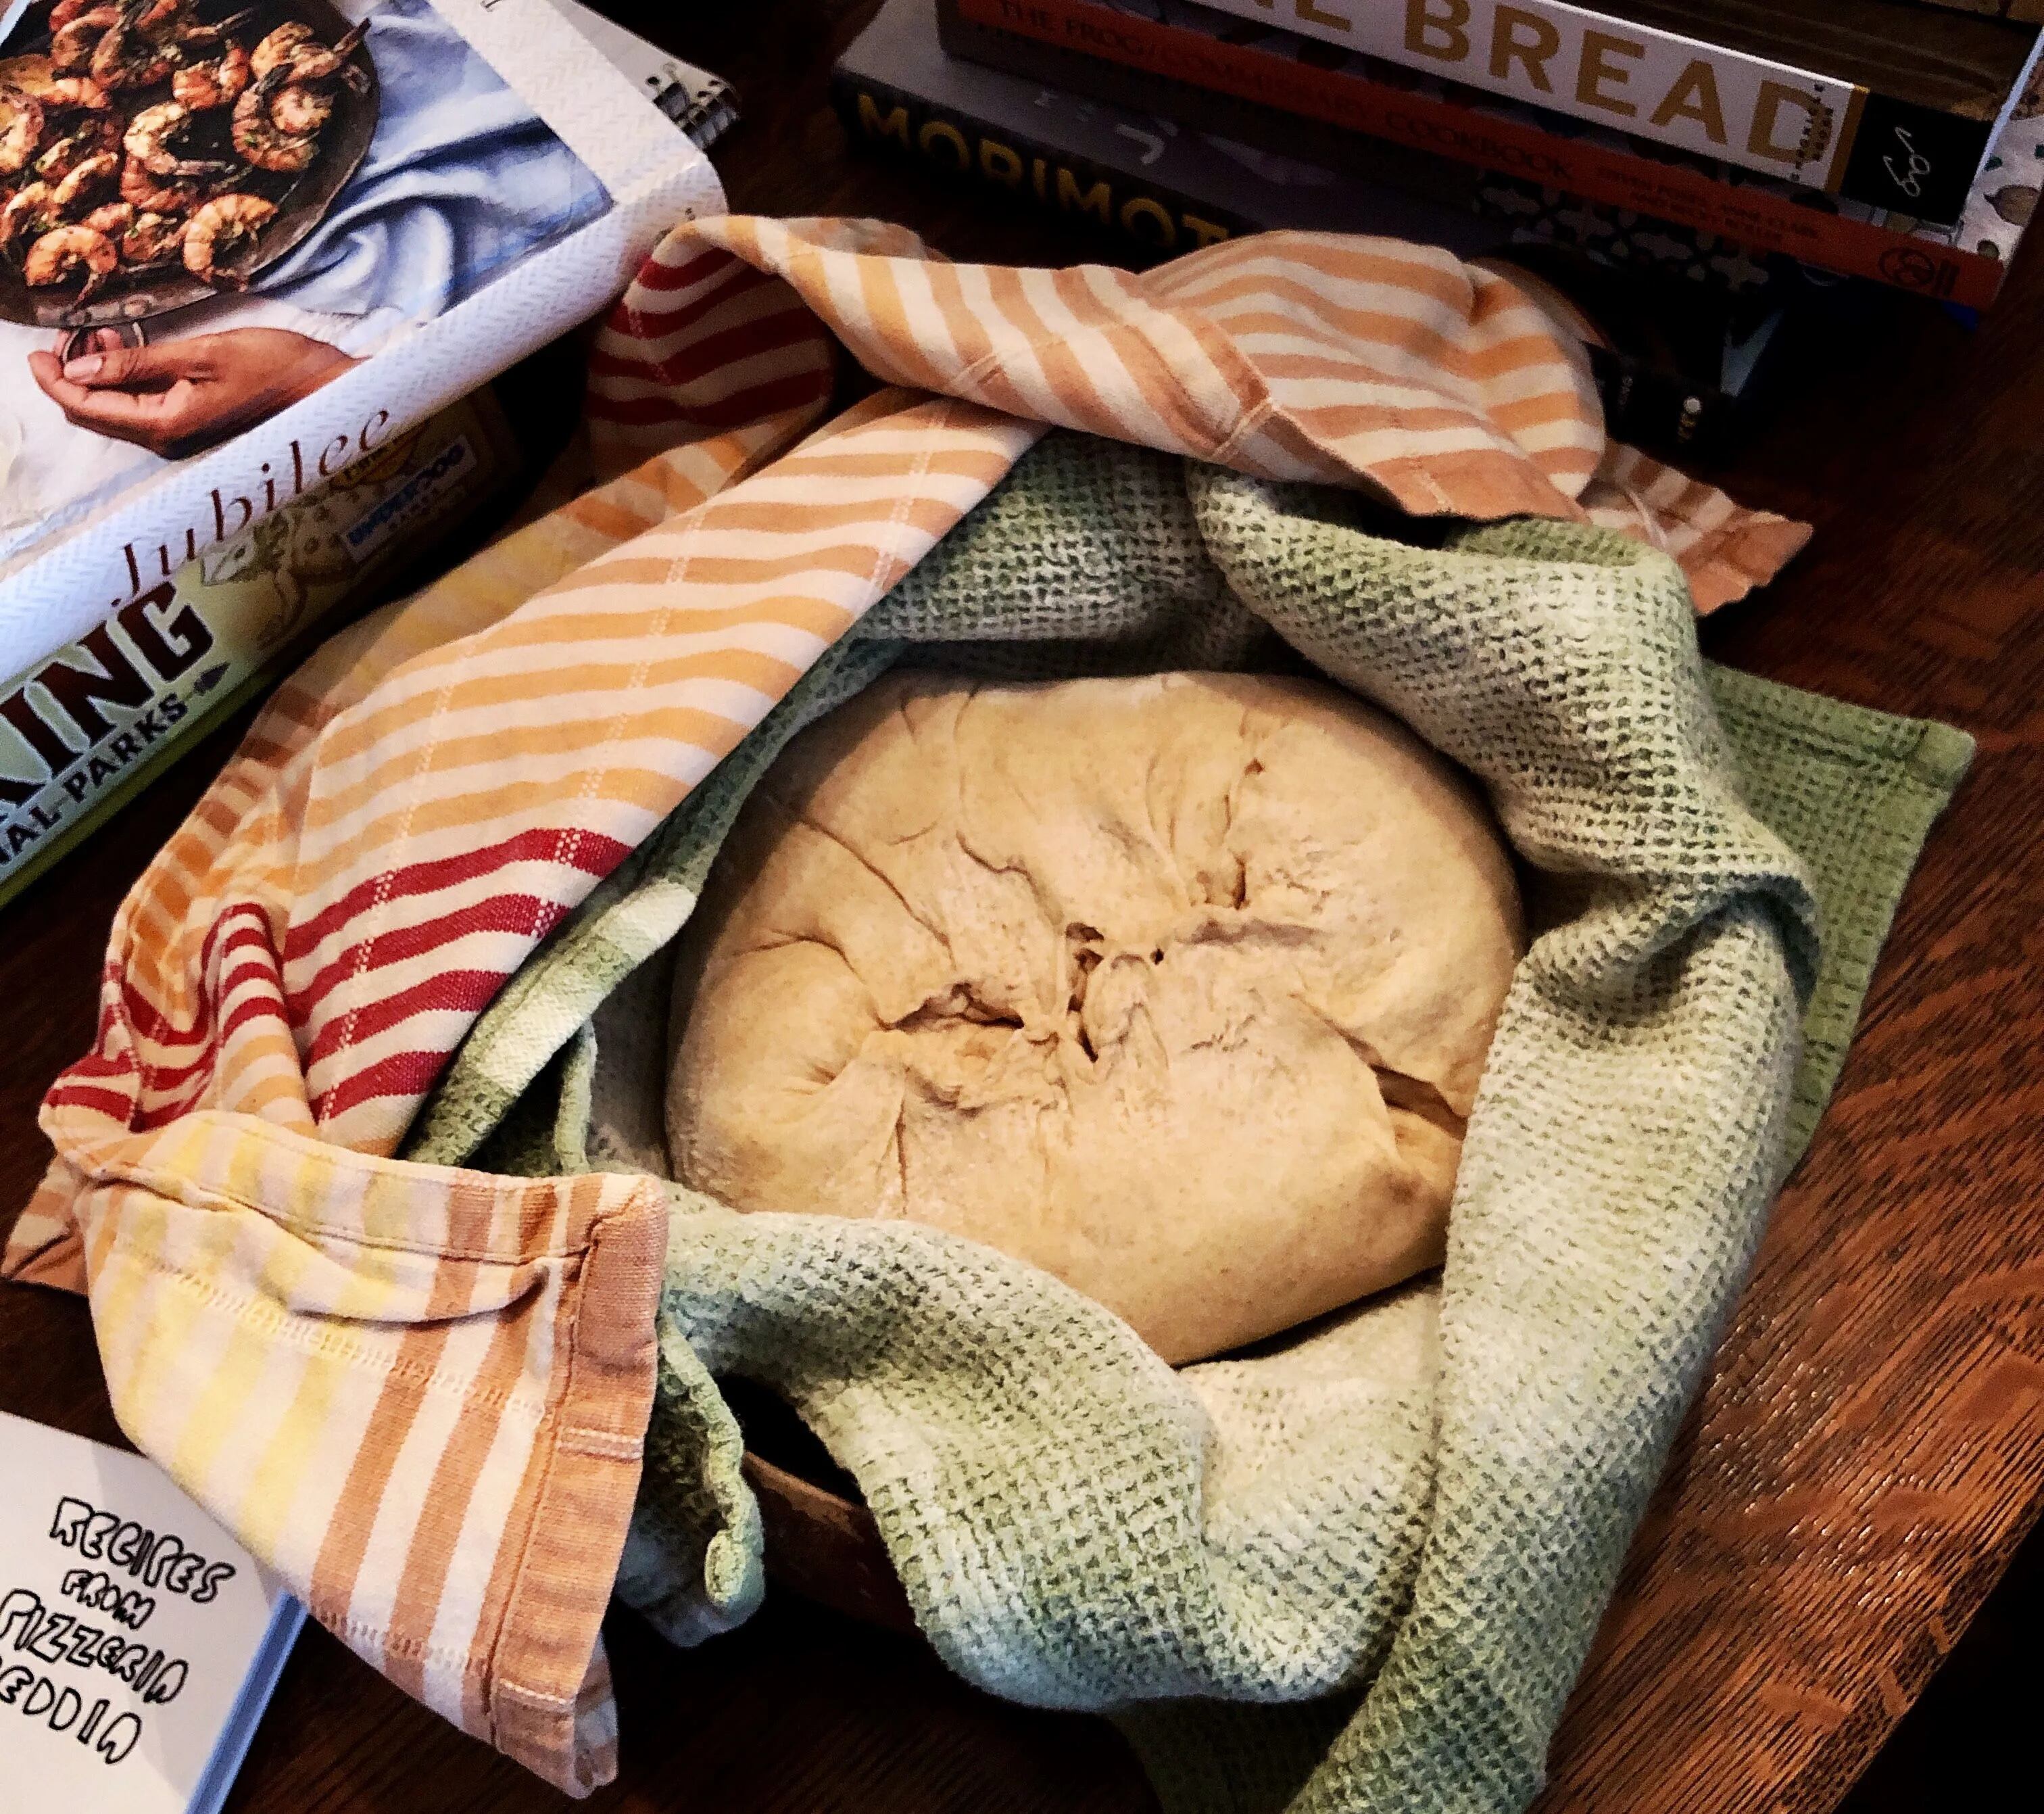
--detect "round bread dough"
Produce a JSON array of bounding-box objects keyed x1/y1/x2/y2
[{"x1": 666, "y1": 670, "x2": 1523, "y2": 1364}]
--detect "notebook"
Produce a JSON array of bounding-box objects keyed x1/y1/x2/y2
[
  {"x1": 0, "y1": 1410, "x2": 304, "y2": 1814},
  {"x1": 555, "y1": 0, "x2": 741, "y2": 149}
]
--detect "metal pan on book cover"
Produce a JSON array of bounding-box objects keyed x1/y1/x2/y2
[{"x1": 0, "y1": 0, "x2": 377, "y2": 331}]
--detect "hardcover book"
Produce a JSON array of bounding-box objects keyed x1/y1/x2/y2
[
  {"x1": 839, "y1": 0, "x2": 1795, "y2": 454},
  {"x1": 0, "y1": 385, "x2": 523, "y2": 907},
  {"x1": 0, "y1": 0, "x2": 729, "y2": 682},
  {"x1": 1183, "y1": 0, "x2": 2041, "y2": 219},
  {"x1": 941, "y1": 0, "x2": 2044, "y2": 308}
]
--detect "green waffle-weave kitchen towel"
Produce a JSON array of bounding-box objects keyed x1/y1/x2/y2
[{"x1": 404, "y1": 433, "x2": 1970, "y2": 1814}]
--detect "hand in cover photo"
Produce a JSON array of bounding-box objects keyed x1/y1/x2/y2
[{"x1": 0, "y1": 0, "x2": 610, "y2": 562}]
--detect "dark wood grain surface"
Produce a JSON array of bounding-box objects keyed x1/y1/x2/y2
[{"x1": 3, "y1": 0, "x2": 2041, "y2": 1807}]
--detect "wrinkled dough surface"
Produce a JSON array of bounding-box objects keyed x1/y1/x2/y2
[{"x1": 666, "y1": 671, "x2": 1523, "y2": 1362}]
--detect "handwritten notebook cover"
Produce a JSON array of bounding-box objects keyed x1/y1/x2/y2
[{"x1": 0, "y1": 1410, "x2": 303, "y2": 1814}]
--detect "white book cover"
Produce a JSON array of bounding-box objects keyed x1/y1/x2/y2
[
  {"x1": 0, "y1": 0, "x2": 727, "y2": 679},
  {"x1": 0, "y1": 1409, "x2": 304, "y2": 1814},
  {"x1": 555, "y1": 0, "x2": 739, "y2": 143}
]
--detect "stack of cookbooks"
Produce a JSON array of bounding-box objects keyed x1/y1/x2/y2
[
  {"x1": 0, "y1": 0, "x2": 737, "y2": 909},
  {"x1": 835, "y1": 0, "x2": 2044, "y2": 444}
]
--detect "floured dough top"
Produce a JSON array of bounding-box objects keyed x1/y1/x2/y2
[{"x1": 666, "y1": 670, "x2": 1523, "y2": 1363}]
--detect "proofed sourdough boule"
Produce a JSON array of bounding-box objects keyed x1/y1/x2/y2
[{"x1": 664, "y1": 670, "x2": 1524, "y2": 1364}]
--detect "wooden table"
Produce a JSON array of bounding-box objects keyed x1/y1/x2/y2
[{"x1": 5, "y1": 1, "x2": 2041, "y2": 1807}]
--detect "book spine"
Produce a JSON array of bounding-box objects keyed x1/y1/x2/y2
[
  {"x1": 941, "y1": 3, "x2": 1493, "y2": 208},
  {"x1": 1128, "y1": 0, "x2": 2010, "y2": 217},
  {"x1": 0, "y1": 393, "x2": 522, "y2": 909},
  {"x1": 946, "y1": 0, "x2": 2010, "y2": 306},
  {"x1": 831, "y1": 62, "x2": 1261, "y2": 258},
  {"x1": 830, "y1": 57, "x2": 1749, "y2": 454}
]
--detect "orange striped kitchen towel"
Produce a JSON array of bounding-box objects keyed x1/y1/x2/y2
[{"x1": 0, "y1": 214, "x2": 1809, "y2": 1794}]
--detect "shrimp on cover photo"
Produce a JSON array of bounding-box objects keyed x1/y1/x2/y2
[{"x1": 0, "y1": 0, "x2": 613, "y2": 560}]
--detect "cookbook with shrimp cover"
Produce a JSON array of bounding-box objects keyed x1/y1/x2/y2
[{"x1": 0, "y1": 0, "x2": 730, "y2": 682}]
